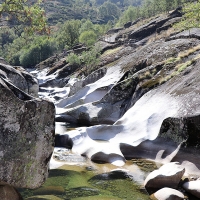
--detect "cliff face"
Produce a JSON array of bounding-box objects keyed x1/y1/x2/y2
[{"x1": 37, "y1": 9, "x2": 200, "y2": 175}]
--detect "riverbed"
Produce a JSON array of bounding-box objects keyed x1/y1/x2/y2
[{"x1": 17, "y1": 122, "x2": 156, "y2": 200}]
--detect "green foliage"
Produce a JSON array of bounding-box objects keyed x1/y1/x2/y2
[
  {"x1": 81, "y1": 46, "x2": 100, "y2": 75},
  {"x1": 124, "y1": 0, "x2": 143, "y2": 7},
  {"x1": 117, "y1": 0, "x2": 196, "y2": 26},
  {"x1": 55, "y1": 19, "x2": 81, "y2": 50},
  {"x1": 66, "y1": 45, "x2": 101, "y2": 76},
  {"x1": 19, "y1": 36, "x2": 57, "y2": 67},
  {"x1": 99, "y1": 1, "x2": 121, "y2": 21},
  {"x1": 0, "y1": 27, "x2": 17, "y2": 48},
  {"x1": 0, "y1": 0, "x2": 49, "y2": 35},
  {"x1": 79, "y1": 19, "x2": 94, "y2": 34},
  {"x1": 3, "y1": 36, "x2": 27, "y2": 65},
  {"x1": 66, "y1": 52, "x2": 81, "y2": 65},
  {"x1": 118, "y1": 6, "x2": 139, "y2": 25},
  {"x1": 3, "y1": 35, "x2": 56, "y2": 67},
  {"x1": 174, "y1": 1, "x2": 200, "y2": 31},
  {"x1": 79, "y1": 30, "x2": 97, "y2": 47}
]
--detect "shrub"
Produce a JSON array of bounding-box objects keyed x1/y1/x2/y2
[
  {"x1": 66, "y1": 52, "x2": 81, "y2": 65},
  {"x1": 79, "y1": 30, "x2": 97, "y2": 47}
]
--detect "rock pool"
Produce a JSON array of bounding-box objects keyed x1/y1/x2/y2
[{"x1": 17, "y1": 123, "x2": 155, "y2": 200}]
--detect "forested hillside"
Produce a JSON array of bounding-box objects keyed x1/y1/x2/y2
[{"x1": 0, "y1": 0, "x2": 197, "y2": 68}]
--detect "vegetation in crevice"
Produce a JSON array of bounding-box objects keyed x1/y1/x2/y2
[{"x1": 139, "y1": 45, "x2": 200, "y2": 89}]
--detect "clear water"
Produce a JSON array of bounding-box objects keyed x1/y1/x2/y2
[{"x1": 17, "y1": 123, "x2": 154, "y2": 200}]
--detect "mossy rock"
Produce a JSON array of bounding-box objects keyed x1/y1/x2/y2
[
  {"x1": 66, "y1": 187, "x2": 99, "y2": 198},
  {"x1": 89, "y1": 171, "x2": 149, "y2": 199},
  {"x1": 71, "y1": 195, "x2": 122, "y2": 200},
  {"x1": 26, "y1": 195, "x2": 63, "y2": 200},
  {"x1": 33, "y1": 186, "x2": 65, "y2": 195},
  {"x1": 131, "y1": 159, "x2": 158, "y2": 172}
]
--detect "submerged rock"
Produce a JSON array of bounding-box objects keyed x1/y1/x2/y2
[
  {"x1": 26, "y1": 195, "x2": 62, "y2": 200},
  {"x1": 33, "y1": 186, "x2": 65, "y2": 196}
]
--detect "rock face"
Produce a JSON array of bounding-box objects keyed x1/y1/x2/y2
[
  {"x1": 0, "y1": 63, "x2": 39, "y2": 97},
  {"x1": 182, "y1": 180, "x2": 200, "y2": 198},
  {"x1": 34, "y1": 6, "x2": 200, "y2": 181},
  {"x1": 45, "y1": 35, "x2": 200, "y2": 173},
  {"x1": 56, "y1": 37, "x2": 199, "y2": 125},
  {"x1": 0, "y1": 64, "x2": 55, "y2": 189},
  {"x1": 150, "y1": 187, "x2": 184, "y2": 200},
  {"x1": 56, "y1": 65, "x2": 124, "y2": 125},
  {"x1": 144, "y1": 162, "x2": 185, "y2": 194}
]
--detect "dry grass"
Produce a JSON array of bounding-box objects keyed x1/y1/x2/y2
[
  {"x1": 160, "y1": 53, "x2": 200, "y2": 84},
  {"x1": 178, "y1": 44, "x2": 200, "y2": 59},
  {"x1": 101, "y1": 46, "x2": 122, "y2": 57},
  {"x1": 163, "y1": 44, "x2": 200, "y2": 67},
  {"x1": 139, "y1": 70, "x2": 153, "y2": 80},
  {"x1": 165, "y1": 57, "x2": 180, "y2": 65},
  {"x1": 141, "y1": 51, "x2": 200, "y2": 88},
  {"x1": 147, "y1": 27, "x2": 176, "y2": 44}
]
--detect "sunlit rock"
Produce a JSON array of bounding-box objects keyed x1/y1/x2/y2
[
  {"x1": 144, "y1": 162, "x2": 185, "y2": 194},
  {"x1": 182, "y1": 180, "x2": 200, "y2": 198},
  {"x1": 150, "y1": 187, "x2": 184, "y2": 200}
]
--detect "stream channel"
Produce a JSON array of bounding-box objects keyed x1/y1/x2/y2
[
  {"x1": 18, "y1": 121, "x2": 156, "y2": 200},
  {"x1": 17, "y1": 69, "x2": 155, "y2": 199}
]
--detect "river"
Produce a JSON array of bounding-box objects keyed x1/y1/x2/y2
[{"x1": 17, "y1": 122, "x2": 155, "y2": 199}]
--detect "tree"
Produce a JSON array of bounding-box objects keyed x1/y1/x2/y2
[
  {"x1": 79, "y1": 19, "x2": 94, "y2": 34},
  {"x1": 4, "y1": 36, "x2": 27, "y2": 65},
  {"x1": 99, "y1": 1, "x2": 121, "y2": 22},
  {"x1": 0, "y1": 27, "x2": 17, "y2": 48},
  {"x1": 55, "y1": 20, "x2": 81, "y2": 50},
  {"x1": 118, "y1": 6, "x2": 139, "y2": 25},
  {"x1": 81, "y1": 46, "x2": 100, "y2": 76},
  {"x1": 79, "y1": 30, "x2": 97, "y2": 47},
  {"x1": 0, "y1": 0, "x2": 49, "y2": 35},
  {"x1": 19, "y1": 36, "x2": 57, "y2": 67}
]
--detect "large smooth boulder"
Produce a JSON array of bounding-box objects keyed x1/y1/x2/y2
[
  {"x1": 0, "y1": 72, "x2": 55, "y2": 188},
  {"x1": 150, "y1": 187, "x2": 184, "y2": 200},
  {"x1": 182, "y1": 180, "x2": 200, "y2": 198},
  {"x1": 144, "y1": 162, "x2": 185, "y2": 194}
]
